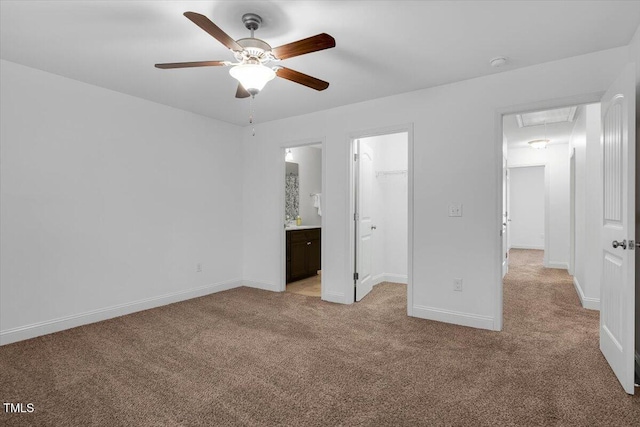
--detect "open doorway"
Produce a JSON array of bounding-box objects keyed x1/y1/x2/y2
[
  {"x1": 282, "y1": 143, "x2": 323, "y2": 297},
  {"x1": 497, "y1": 67, "x2": 637, "y2": 395},
  {"x1": 508, "y1": 165, "x2": 546, "y2": 253},
  {"x1": 351, "y1": 130, "x2": 410, "y2": 303},
  {"x1": 502, "y1": 103, "x2": 601, "y2": 310}
]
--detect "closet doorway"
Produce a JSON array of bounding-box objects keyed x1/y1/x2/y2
[{"x1": 351, "y1": 130, "x2": 411, "y2": 303}]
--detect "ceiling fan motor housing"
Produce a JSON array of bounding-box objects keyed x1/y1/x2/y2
[
  {"x1": 235, "y1": 38, "x2": 273, "y2": 62},
  {"x1": 242, "y1": 13, "x2": 262, "y2": 31}
]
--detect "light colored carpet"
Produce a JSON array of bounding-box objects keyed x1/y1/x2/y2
[{"x1": 1, "y1": 249, "x2": 638, "y2": 426}]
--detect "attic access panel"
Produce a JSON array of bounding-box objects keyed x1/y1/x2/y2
[{"x1": 516, "y1": 106, "x2": 578, "y2": 128}]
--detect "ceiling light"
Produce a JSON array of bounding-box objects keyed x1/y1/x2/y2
[
  {"x1": 229, "y1": 63, "x2": 275, "y2": 96},
  {"x1": 285, "y1": 149, "x2": 293, "y2": 161},
  {"x1": 528, "y1": 139, "x2": 549, "y2": 149},
  {"x1": 528, "y1": 121, "x2": 550, "y2": 149}
]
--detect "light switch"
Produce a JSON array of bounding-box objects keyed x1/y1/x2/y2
[{"x1": 448, "y1": 203, "x2": 462, "y2": 217}]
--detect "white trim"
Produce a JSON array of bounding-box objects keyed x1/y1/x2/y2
[
  {"x1": 572, "y1": 277, "x2": 600, "y2": 310},
  {"x1": 0, "y1": 279, "x2": 243, "y2": 346},
  {"x1": 510, "y1": 244, "x2": 545, "y2": 250},
  {"x1": 372, "y1": 273, "x2": 408, "y2": 286},
  {"x1": 412, "y1": 305, "x2": 495, "y2": 330},
  {"x1": 546, "y1": 261, "x2": 569, "y2": 270},
  {"x1": 243, "y1": 280, "x2": 280, "y2": 292}
]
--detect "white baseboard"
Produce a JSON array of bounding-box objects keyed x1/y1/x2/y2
[
  {"x1": 373, "y1": 273, "x2": 408, "y2": 286},
  {"x1": 0, "y1": 279, "x2": 243, "y2": 346},
  {"x1": 510, "y1": 244, "x2": 544, "y2": 250},
  {"x1": 243, "y1": 280, "x2": 280, "y2": 292},
  {"x1": 412, "y1": 304, "x2": 495, "y2": 330},
  {"x1": 572, "y1": 277, "x2": 600, "y2": 310},
  {"x1": 322, "y1": 291, "x2": 346, "y2": 304},
  {"x1": 546, "y1": 261, "x2": 569, "y2": 270}
]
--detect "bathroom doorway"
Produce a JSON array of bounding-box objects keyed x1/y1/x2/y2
[{"x1": 281, "y1": 143, "x2": 324, "y2": 297}]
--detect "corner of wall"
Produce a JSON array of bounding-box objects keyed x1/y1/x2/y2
[
  {"x1": 411, "y1": 305, "x2": 495, "y2": 330},
  {"x1": 572, "y1": 277, "x2": 600, "y2": 311}
]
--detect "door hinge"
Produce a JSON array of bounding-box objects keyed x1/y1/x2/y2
[
  {"x1": 354, "y1": 153, "x2": 358, "y2": 161},
  {"x1": 354, "y1": 213, "x2": 359, "y2": 221},
  {"x1": 354, "y1": 272, "x2": 359, "y2": 281}
]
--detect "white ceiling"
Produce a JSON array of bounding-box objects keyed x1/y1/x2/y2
[
  {"x1": 503, "y1": 105, "x2": 588, "y2": 149},
  {"x1": 1, "y1": 1, "x2": 639, "y2": 126}
]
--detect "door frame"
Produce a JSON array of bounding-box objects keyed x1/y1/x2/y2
[
  {"x1": 347, "y1": 124, "x2": 414, "y2": 314},
  {"x1": 569, "y1": 147, "x2": 576, "y2": 276},
  {"x1": 279, "y1": 138, "x2": 326, "y2": 297},
  {"x1": 494, "y1": 92, "x2": 602, "y2": 331}
]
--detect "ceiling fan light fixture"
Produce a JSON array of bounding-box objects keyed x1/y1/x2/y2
[
  {"x1": 229, "y1": 63, "x2": 275, "y2": 96},
  {"x1": 528, "y1": 139, "x2": 550, "y2": 149}
]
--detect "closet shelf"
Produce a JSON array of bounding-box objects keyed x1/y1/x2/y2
[{"x1": 375, "y1": 170, "x2": 407, "y2": 178}]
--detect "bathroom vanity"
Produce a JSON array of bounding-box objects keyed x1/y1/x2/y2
[{"x1": 286, "y1": 226, "x2": 321, "y2": 283}]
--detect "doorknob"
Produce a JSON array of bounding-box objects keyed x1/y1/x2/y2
[
  {"x1": 371, "y1": 225, "x2": 377, "y2": 230},
  {"x1": 612, "y1": 239, "x2": 627, "y2": 249}
]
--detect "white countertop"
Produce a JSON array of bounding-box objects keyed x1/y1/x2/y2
[{"x1": 285, "y1": 225, "x2": 321, "y2": 231}]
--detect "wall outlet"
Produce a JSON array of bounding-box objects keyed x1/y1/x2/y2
[
  {"x1": 448, "y1": 203, "x2": 463, "y2": 217},
  {"x1": 196, "y1": 263, "x2": 202, "y2": 273},
  {"x1": 454, "y1": 278, "x2": 463, "y2": 292}
]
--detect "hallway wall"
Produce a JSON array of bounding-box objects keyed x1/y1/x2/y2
[{"x1": 569, "y1": 104, "x2": 602, "y2": 310}]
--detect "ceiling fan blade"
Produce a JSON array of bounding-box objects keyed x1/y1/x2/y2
[
  {"x1": 275, "y1": 67, "x2": 329, "y2": 91},
  {"x1": 183, "y1": 11, "x2": 243, "y2": 52},
  {"x1": 155, "y1": 60, "x2": 227, "y2": 69},
  {"x1": 235, "y1": 84, "x2": 251, "y2": 98},
  {"x1": 272, "y1": 33, "x2": 335, "y2": 60}
]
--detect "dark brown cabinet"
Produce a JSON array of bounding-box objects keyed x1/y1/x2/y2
[{"x1": 286, "y1": 228, "x2": 321, "y2": 283}]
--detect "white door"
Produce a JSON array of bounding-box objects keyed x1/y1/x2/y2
[
  {"x1": 355, "y1": 140, "x2": 375, "y2": 301},
  {"x1": 502, "y1": 157, "x2": 509, "y2": 278},
  {"x1": 600, "y1": 64, "x2": 636, "y2": 395}
]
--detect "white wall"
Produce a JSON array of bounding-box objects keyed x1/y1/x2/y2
[
  {"x1": 508, "y1": 144, "x2": 570, "y2": 269},
  {"x1": 241, "y1": 45, "x2": 629, "y2": 330},
  {"x1": 509, "y1": 166, "x2": 545, "y2": 250},
  {"x1": 361, "y1": 133, "x2": 408, "y2": 284},
  {"x1": 0, "y1": 60, "x2": 244, "y2": 344},
  {"x1": 569, "y1": 104, "x2": 602, "y2": 310},
  {"x1": 289, "y1": 146, "x2": 322, "y2": 226}
]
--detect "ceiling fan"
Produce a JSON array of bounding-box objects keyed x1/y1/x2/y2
[{"x1": 155, "y1": 12, "x2": 336, "y2": 98}]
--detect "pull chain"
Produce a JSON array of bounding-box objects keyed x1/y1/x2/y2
[{"x1": 249, "y1": 96, "x2": 255, "y2": 136}]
